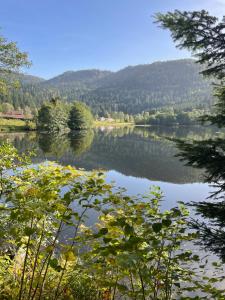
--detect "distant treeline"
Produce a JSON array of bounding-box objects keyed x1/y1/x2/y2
[
  {"x1": 98, "y1": 108, "x2": 208, "y2": 126},
  {"x1": 134, "y1": 109, "x2": 208, "y2": 126},
  {"x1": 1, "y1": 98, "x2": 207, "y2": 127}
]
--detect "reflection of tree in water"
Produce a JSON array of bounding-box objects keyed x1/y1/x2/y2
[
  {"x1": 0, "y1": 127, "x2": 207, "y2": 183},
  {"x1": 38, "y1": 133, "x2": 70, "y2": 158},
  {"x1": 37, "y1": 130, "x2": 94, "y2": 161},
  {"x1": 68, "y1": 130, "x2": 94, "y2": 156},
  {"x1": 74, "y1": 126, "x2": 204, "y2": 183},
  {"x1": 0, "y1": 132, "x2": 37, "y2": 154}
]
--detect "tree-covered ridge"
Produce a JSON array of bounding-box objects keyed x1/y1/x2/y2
[
  {"x1": 44, "y1": 69, "x2": 112, "y2": 88},
  {"x1": 0, "y1": 59, "x2": 214, "y2": 114},
  {"x1": 82, "y1": 59, "x2": 213, "y2": 114},
  {"x1": 0, "y1": 72, "x2": 50, "y2": 113},
  {"x1": 51, "y1": 59, "x2": 214, "y2": 114}
]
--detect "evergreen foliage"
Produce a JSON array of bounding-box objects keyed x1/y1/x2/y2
[
  {"x1": 37, "y1": 99, "x2": 93, "y2": 132},
  {"x1": 156, "y1": 10, "x2": 225, "y2": 127},
  {"x1": 156, "y1": 10, "x2": 225, "y2": 261},
  {"x1": 156, "y1": 10, "x2": 225, "y2": 79},
  {"x1": 37, "y1": 98, "x2": 70, "y2": 132},
  {"x1": 68, "y1": 101, "x2": 94, "y2": 130}
]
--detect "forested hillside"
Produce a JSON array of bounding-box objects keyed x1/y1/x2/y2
[
  {"x1": 81, "y1": 59, "x2": 213, "y2": 114},
  {"x1": 0, "y1": 59, "x2": 214, "y2": 115},
  {"x1": 0, "y1": 72, "x2": 49, "y2": 111},
  {"x1": 44, "y1": 69, "x2": 112, "y2": 88}
]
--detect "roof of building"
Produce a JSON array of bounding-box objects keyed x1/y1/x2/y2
[{"x1": 0, "y1": 111, "x2": 33, "y2": 120}]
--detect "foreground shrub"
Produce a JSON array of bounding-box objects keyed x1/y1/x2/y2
[{"x1": 0, "y1": 143, "x2": 224, "y2": 299}]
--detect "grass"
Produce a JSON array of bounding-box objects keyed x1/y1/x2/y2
[
  {"x1": 94, "y1": 120, "x2": 134, "y2": 127},
  {"x1": 0, "y1": 118, "x2": 132, "y2": 132},
  {"x1": 0, "y1": 118, "x2": 36, "y2": 132}
]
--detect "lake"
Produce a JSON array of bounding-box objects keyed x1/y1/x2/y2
[
  {"x1": 0, "y1": 125, "x2": 217, "y2": 211},
  {"x1": 3, "y1": 125, "x2": 225, "y2": 273}
]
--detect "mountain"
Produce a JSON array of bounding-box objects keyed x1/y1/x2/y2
[
  {"x1": 0, "y1": 71, "x2": 45, "y2": 85},
  {"x1": 42, "y1": 59, "x2": 213, "y2": 114},
  {"x1": 98, "y1": 60, "x2": 209, "y2": 91},
  {"x1": 44, "y1": 70, "x2": 112, "y2": 88},
  {"x1": 0, "y1": 59, "x2": 214, "y2": 114},
  {"x1": 78, "y1": 59, "x2": 213, "y2": 114},
  {"x1": 16, "y1": 73, "x2": 45, "y2": 85}
]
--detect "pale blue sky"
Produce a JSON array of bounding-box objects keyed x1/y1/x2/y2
[{"x1": 1, "y1": 0, "x2": 225, "y2": 78}]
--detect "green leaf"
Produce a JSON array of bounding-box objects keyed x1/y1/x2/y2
[
  {"x1": 124, "y1": 224, "x2": 134, "y2": 235},
  {"x1": 162, "y1": 219, "x2": 172, "y2": 227},
  {"x1": 49, "y1": 258, "x2": 62, "y2": 272},
  {"x1": 24, "y1": 227, "x2": 36, "y2": 236},
  {"x1": 103, "y1": 237, "x2": 112, "y2": 243},
  {"x1": 152, "y1": 222, "x2": 162, "y2": 233},
  {"x1": 192, "y1": 255, "x2": 200, "y2": 261},
  {"x1": 98, "y1": 228, "x2": 108, "y2": 235},
  {"x1": 117, "y1": 284, "x2": 128, "y2": 292}
]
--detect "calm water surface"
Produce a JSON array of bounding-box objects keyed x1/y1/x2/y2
[
  {"x1": 2, "y1": 126, "x2": 224, "y2": 283},
  {"x1": 0, "y1": 125, "x2": 217, "y2": 209}
]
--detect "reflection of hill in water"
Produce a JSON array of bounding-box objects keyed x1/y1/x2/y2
[
  {"x1": 72, "y1": 129, "x2": 203, "y2": 184},
  {"x1": 0, "y1": 126, "x2": 215, "y2": 184}
]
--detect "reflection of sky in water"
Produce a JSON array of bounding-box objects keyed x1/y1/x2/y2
[
  {"x1": 106, "y1": 170, "x2": 213, "y2": 210},
  {"x1": 105, "y1": 171, "x2": 225, "y2": 283},
  {"x1": 72, "y1": 170, "x2": 213, "y2": 227}
]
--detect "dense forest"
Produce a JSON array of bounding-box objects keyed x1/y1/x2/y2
[{"x1": 0, "y1": 59, "x2": 214, "y2": 116}]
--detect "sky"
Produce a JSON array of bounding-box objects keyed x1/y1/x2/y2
[{"x1": 1, "y1": 0, "x2": 225, "y2": 79}]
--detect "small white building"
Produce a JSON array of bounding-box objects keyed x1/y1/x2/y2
[{"x1": 99, "y1": 117, "x2": 115, "y2": 122}]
